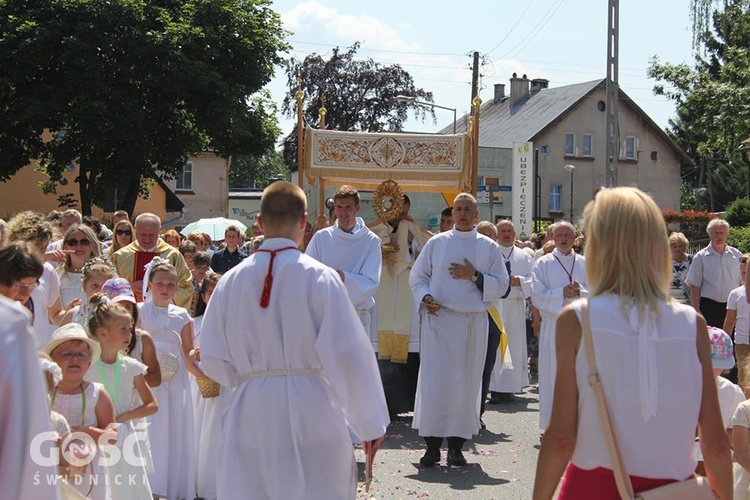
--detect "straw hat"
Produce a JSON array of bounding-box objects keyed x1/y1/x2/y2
[{"x1": 43, "y1": 323, "x2": 101, "y2": 363}]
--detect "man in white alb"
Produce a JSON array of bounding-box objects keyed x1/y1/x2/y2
[
  {"x1": 306, "y1": 185, "x2": 382, "y2": 337},
  {"x1": 532, "y1": 220, "x2": 589, "y2": 430},
  {"x1": 200, "y1": 181, "x2": 389, "y2": 499},
  {"x1": 410, "y1": 193, "x2": 509, "y2": 467},
  {"x1": 490, "y1": 219, "x2": 534, "y2": 402}
]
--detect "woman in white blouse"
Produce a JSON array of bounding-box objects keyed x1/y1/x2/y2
[{"x1": 533, "y1": 187, "x2": 732, "y2": 499}]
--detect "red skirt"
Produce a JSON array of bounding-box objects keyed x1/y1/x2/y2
[{"x1": 559, "y1": 463, "x2": 681, "y2": 499}]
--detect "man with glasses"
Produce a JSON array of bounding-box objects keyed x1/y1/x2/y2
[{"x1": 111, "y1": 213, "x2": 193, "y2": 307}]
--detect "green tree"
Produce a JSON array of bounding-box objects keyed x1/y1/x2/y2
[
  {"x1": 280, "y1": 42, "x2": 436, "y2": 171},
  {"x1": 229, "y1": 150, "x2": 289, "y2": 189},
  {"x1": 0, "y1": 0, "x2": 288, "y2": 215},
  {"x1": 649, "y1": 0, "x2": 750, "y2": 211}
]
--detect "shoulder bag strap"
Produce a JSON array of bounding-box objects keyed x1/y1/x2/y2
[{"x1": 580, "y1": 299, "x2": 635, "y2": 500}]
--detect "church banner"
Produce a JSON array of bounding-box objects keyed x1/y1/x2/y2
[
  {"x1": 305, "y1": 129, "x2": 471, "y2": 191},
  {"x1": 512, "y1": 141, "x2": 534, "y2": 239}
]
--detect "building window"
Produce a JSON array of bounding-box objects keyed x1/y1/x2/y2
[
  {"x1": 549, "y1": 184, "x2": 562, "y2": 212},
  {"x1": 565, "y1": 133, "x2": 575, "y2": 156},
  {"x1": 176, "y1": 162, "x2": 193, "y2": 191},
  {"x1": 582, "y1": 134, "x2": 593, "y2": 157},
  {"x1": 625, "y1": 137, "x2": 637, "y2": 159}
]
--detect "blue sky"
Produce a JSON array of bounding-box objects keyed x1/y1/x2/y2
[{"x1": 266, "y1": 0, "x2": 696, "y2": 137}]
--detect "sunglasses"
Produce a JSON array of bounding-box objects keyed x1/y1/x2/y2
[
  {"x1": 56, "y1": 351, "x2": 92, "y2": 361},
  {"x1": 116, "y1": 229, "x2": 132, "y2": 236},
  {"x1": 65, "y1": 239, "x2": 91, "y2": 247},
  {"x1": 741, "y1": 257, "x2": 748, "y2": 264}
]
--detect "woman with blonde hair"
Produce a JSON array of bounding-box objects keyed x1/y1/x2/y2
[
  {"x1": 533, "y1": 187, "x2": 732, "y2": 499},
  {"x1": 669, "y1": 231, "x2": 692, "y2": 304},
  {"x1": 57, "y1": 224, "x2": 103, "y2": 308},
  {"x1": 108, "y1": 219, "x2": 134, "y2": 257}
]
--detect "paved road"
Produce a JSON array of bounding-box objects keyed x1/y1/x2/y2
[{"x1": 355, "y1": 382, "x2": 542, "y2": 499}]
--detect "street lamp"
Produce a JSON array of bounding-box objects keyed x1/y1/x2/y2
[
  {"x1": 563, "y1": 164, "x2": 576, "y2": 222},
  {"x1": 396, "y1": 95, "x2": 457, "y2": 134}
]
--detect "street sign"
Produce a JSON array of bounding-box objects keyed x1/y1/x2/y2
[{"x1": 486, "y1": 185, "x2": 512, "y2": 192}]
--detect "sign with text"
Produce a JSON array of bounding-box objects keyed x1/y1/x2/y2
[{"x1": 512, "y1": 142, "x2": 534, "y2": 238}]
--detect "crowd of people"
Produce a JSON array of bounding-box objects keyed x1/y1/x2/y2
[{"x1": 2, "y1": 182, "x2": 750, "y2": 499}]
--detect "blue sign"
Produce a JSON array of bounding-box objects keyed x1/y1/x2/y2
[{"x1": 486, "y1": 185, "x2": 512, "y2": 192}]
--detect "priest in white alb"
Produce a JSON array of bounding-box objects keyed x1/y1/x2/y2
[
  {"x1": 306, "y1": 185, "x2": 382, "y2": 338},
  {"x1": 489, "y1": 219, "x2": 535, "y2": 402},
  {"x1": 199, "y1": 182, "x2": 389, "y2": 500},
  {"x1": 409, "y1": 193, "x2": 510, "y2": 468},
  {"x1": 532, "y1": 220, "x2": 589, "y2": 430}
]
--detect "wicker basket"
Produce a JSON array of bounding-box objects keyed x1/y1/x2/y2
[{"x1": 196, "y1": 376, "x2": 220, "y2": 398}]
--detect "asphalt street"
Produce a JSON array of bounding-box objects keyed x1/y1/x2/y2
[{"x1": 355, "y1": 381, "x2": 541, "y2": 499}]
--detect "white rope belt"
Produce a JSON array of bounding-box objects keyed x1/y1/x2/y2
[{"x1": 239, "y1": 369, "x2": 323, "y2": 383}]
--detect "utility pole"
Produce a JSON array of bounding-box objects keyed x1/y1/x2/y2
[
  {"x1": 471, "y1": 51, "x2": 480, "y2": 104},
  {"x1": 605, "y1": 0, "x2": 620, "y2": 187}
]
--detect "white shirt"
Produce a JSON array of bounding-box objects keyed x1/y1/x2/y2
[
  {"x1": 687, "y1": 244, "x2": 743, "y2": 302},
  {"x1": 31, "y1": 262, "x2": 61, "y2": 348},
  {"x1": 717, "y1": 376, "x2": 745, "y2": 430},
  {"x1": 570, "y1": 295, "x2": 702, "y2": 480},
  {"x1": 727, "y1": 285, "x2": 750, "y2": 344}
]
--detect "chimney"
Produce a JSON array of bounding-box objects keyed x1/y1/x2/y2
[
  {"x1": 509, "y1": 73, "x2": 530, "y2": 108},
  {"x1": 530, "y1": 78, "x2": 550, "y2": 94},
  {"x1": 493, "y1": 83, "x2": 506, "y2": 103}
]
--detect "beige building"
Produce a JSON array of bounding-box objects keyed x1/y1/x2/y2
[
  {"x1": 163, "y1": 151, "x2": 230, "y2": 229},
  {"x1": 0, "y1": 151, "x2": 229, "y2": 227},
  {"x1": 442, "y1": 76, "x2": 692, "y2": 225}
]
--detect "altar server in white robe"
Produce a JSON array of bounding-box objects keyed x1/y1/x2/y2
[
  {"x1": 0, "y1": 296, "x2": 60, "y2": 500},
  {"x1": 200, "y1": 181, "x2": 389, "y2": 500},
  {"x1": 410, "y1": 193, "x2": 510, "y2": 468},
  {"x1": 532, "y1": 221, "x2": 589, "y2": 430},
  {"x1": 490, "y1": 220, "x2": 535, "y2": 400},
  {"x1": 306, "y1": 185, "x2": 382, "y2": 338}
]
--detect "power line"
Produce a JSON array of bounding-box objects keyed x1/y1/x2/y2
[
  {"x1": 484, "y1": 0, "x2": 538, "y2": 57},
  {"x1": 287, "y1": 39, "x2": 467, "y2": 58}
]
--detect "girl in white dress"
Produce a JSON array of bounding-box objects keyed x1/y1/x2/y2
[
  {"x1": 139, "y1": 259, "x2": 201, "y2": 500},
  {"x1": 60, "y1": 259, "x2": 117, "y2": 333},
  {"x1": 85, "y1": 295, "x2": 158, "y2": 499},
  {"x1": 191, "y1": 273, "x2": 232, "y2": 500},
  {"x1": 44, "y1": 324, "x2": 117, "y2": 500}
]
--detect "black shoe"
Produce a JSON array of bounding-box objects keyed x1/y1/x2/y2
[
  {"x1": 419, "y1": 447, "x2": 441, "y2": 467},
  {"x1": 480, "y1": 417, "x2": 487, "y2": 430},
  {"x1": 500, "y1": 392, "x2": 517, "y2": 403},
  {"x1": 447, "y1": 448, "x2": 467, "y2": 467},
  {"x1": 487, "y1": 392, "x2": 503, "y2": 404}
]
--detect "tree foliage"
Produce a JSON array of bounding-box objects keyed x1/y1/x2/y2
[
  {"x1": 229, "y1": 149, "x2": 289, "y2": 189},
  {"x1": 280, "y1": 42, "x2": 436, "y2": 171},
  {"x1": 649, "y1": 0, "x2": 750, "y2": 211},
  {"x1": 0, "y1": 0, "x2": 288, "y2": 214},
  {"x1": 725, "y1": 198, "x2": 750, "y2": 228}
]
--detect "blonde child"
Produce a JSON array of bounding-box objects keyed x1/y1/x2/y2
[
  {"x1": 725, "y1": 253, "x2": 750, "y2": 395},
  {"x1": 100, "y1": 278, "x2": 161, "y2": 387},
  {"x1": 44, "y1": 324, "x2": 116, "y2": 500},
  {"x1": 192, "y1": 273, "x2": 229, "y2": 500},
  {"x1": 139, "y1": 259, "x2": 199, "y2": 500},
  {"x1": 85, "y1": 294, "x2": 158, "y2": 499},
  {"x1": 60, "y1": 258, "x2": 117, "y2": 332}
]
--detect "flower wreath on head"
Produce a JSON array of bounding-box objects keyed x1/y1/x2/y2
[
  {"x1": 80, "y1": 256, "x2": 116, "y2": 276},
  {"x1": 142, "y1": 256, "x2": 171, "y2": 303},
  {"x1": 373, "y1": 179, "x2": 404, "y2": 222}
]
